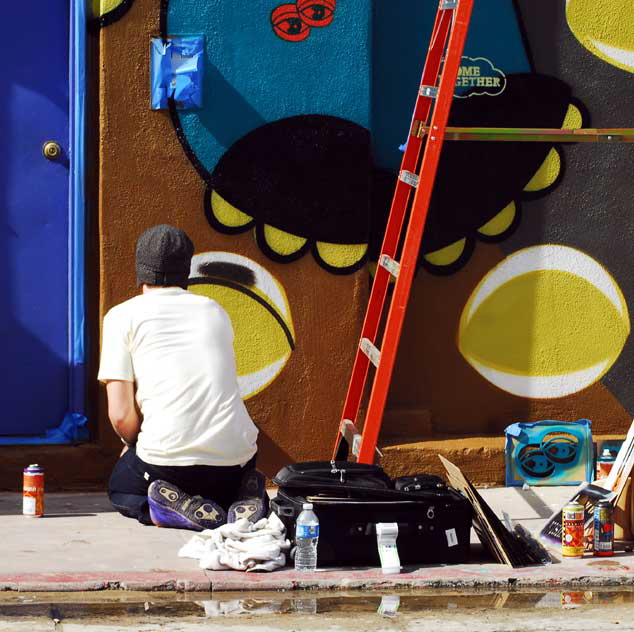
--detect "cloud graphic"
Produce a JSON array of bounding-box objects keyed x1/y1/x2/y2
[{"x1": 455, "y1": 56, "x2": 506, "y2": 98}]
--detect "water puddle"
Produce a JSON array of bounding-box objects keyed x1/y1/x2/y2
[{"x1": 2, "y1": 588, "x2": 634, "y2": 621}]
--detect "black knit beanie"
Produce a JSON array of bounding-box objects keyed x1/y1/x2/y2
[{"x1": 135, "y1": 224, "x2": 194, "y2": 288}]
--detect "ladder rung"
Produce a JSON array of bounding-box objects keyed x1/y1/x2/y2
[
  {"x1": 441, "y1": 0, "x2": 457, "y2": 9},
  {"x1": 399, "y1": 170, "x2": 419, "y2": 188},
  {"x1": 419, "y1": 85, "x2": 439, "y2": 99},
  {"x1": 339, "y1": 420, "x2": 384, "y2": 459},
  {"x1": 360, "y1": 337, "x2": 381, "y2": 368},
  {"x1": 379, "y1": 254, "x2": 400, "y2": 278},
  {"x1": 339, "y1": 420, "x2": 362, "y2": 457}
]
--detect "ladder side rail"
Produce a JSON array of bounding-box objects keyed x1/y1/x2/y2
[
  {"x1": 332, "y1": 7, "x2": 455, "y2": 460},
  {"x1": 356, "y1": 0, "x2": 475, "y2": 464}
]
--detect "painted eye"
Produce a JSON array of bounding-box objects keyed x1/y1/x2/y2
[
  {"x1": 566, "y1": 0, "x2": 634, "y2": 73},
  {"x1": 541, "y1": 433, "x2": 578, "y2": 464},
  {"x1": 271, "y1": 4, "x2": 311, "y2": 42},
  {"x1": 297, "y1": 0, "x2": 336, "y2": 27},
  {"x1": 188, "y1": 252, "x2": 295, "y2": 399},
  {"x1": 517, "y1": 447, "x2": 555, "y2": 478},
  {"x1": 458, "y1": 245, "x2": 630, "y2": 399}
]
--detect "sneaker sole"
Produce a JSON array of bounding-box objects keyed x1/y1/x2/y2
[
  {"x1": 227, "y1": 496, "x2": 269, "y2": 524},
  {"x1": 147, "y1": 480, "x2": 226, "y2": 531},
  {"x1": 148, "y1": 499, "x2": 204, "y2": 531}
]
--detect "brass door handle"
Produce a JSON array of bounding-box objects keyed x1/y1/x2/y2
[{"x1": 42, "y1": 141, "x2": 62, "y2": 160}]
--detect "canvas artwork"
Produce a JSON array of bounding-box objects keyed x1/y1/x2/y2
[{"x1": 505, "y1": 419, "x2": 594, "y2": 487}]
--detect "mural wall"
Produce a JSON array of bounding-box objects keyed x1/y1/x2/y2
[
  {"x1": 95, "y1": 0, "x2": 634, "y2": 478},
  {"x1": 387, "y1": 1, "x2": 634, "y2": 450},
  {"x1": 95, "y1": 0, "x2": 370, "y2": 474}
]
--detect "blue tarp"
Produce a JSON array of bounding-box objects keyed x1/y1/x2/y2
[
  {"x1": 151, "y1": 36, "x2": 204, "y2": 110},
  {"x1": 0, "y1": 413, "x2": 89, "y2": 445}
]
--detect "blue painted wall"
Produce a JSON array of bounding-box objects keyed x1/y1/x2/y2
[{"x1": 167, "y1": 0, "x2": 371, "y2": 175}]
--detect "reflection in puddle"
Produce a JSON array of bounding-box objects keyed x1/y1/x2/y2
[
  {"x1": 3, "y1": 589, "x2": 634, "y2": 620},
  {"x1": 378, "y1": 595, "x2": 400, "y2": 617}
]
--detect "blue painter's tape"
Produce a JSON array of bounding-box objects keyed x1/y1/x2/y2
[
  {"x1": 151, "y1": 36, "x2": 204, "y2": 110},
  {"x1": 0, "y1": 413, "x2": 89, "y2": 445},
  {"x1": 70, "y1": 0, "x2": 86, "y2": 371},
  {"x1": 68, "y1": 0, "x2": 87, "y2": 437},
  {"x1": 151, "y1": 38, "x2": 172, "y2": 109}
]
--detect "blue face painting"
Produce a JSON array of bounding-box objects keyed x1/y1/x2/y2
[
  {"x1": 160, "y1": 0, "x2": 580, "y2": 276},
  {"x1": 166, "y1": 0, "x2": 531, "y2": 174},
  {"x1": 166, "y1": 0, "x2": 371, "y2": 175}
]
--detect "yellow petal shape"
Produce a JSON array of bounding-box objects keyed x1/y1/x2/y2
[
  {"x1": 566, "y1": 0, "x2": 634, "y2": 73},
  {"x1": 189, "y1": 252, "x2": 294, "y2": 399},
  {"x1": 458, "y1": 245, "x2": 630, "y2": 398},
  {"x1": 524, "y1": 148, "x2": 561, "y2": 193},
  {"x1": 315, "y1": 242, "x2": 368, "y2": 269},
  {"x1": 424, "y1": 239, "x2": 466, "y2": 267},
  {"x1": 263, "y1": 225, "x2": 307, "y2": 256},
  {"x1": 211, "y1": 191, "x2": 252, "y2": 228},
  {"x1": 478, "y1": 202, "x2": 516, "y2": 237},
  {"x1": 91, "y1": 0, "x2": 126, "y2": 18},
  {"x1": 563, "y1": 103, "x2": 583, "y2": 129}
]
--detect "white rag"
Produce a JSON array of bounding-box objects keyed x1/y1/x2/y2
[{"x1": 178, "y1": 513, "x2": 291, "y2": 572}]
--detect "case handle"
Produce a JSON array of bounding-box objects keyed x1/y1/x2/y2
[{"x1": 270, "y1": 499, "x2": 295, "y2": 518}]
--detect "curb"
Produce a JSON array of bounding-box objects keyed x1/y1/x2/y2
[
  {"x1": 3, "y1": 562, "x2": 634, "y2": 592},
  {"x1": 0, "y1": 573, "x2": 211, "y2": 593}
]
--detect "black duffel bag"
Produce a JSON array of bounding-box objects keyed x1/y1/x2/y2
[{"x1": 271, "y1": 461, "x2": 472, "y2": 566}]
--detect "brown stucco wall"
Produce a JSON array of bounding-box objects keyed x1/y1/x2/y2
[{"x1": 97, "y1": 0, "x2": 366, "y2": 478}]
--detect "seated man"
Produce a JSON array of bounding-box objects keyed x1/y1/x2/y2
[{"x1": 99, "y1": 224, "x2": 267, "y2": 530}]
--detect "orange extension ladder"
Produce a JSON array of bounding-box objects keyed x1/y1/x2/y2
[{"x1": 332, "y1": 0, "x2": 475, "y2": 464}]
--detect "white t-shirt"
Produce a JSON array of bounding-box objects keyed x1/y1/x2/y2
[{"x1": 97, "y1": 287, "x2": 258, "y2": 467}]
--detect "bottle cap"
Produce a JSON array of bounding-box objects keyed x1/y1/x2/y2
[{"x1": 302, "y1": 502, "x2": 313, "y2": 510}]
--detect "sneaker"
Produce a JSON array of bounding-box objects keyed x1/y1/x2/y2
[
  {"x1": 227, "y1": 469, "x2": 269, "y2": 523},
  {"x1": 147, "y1": 480, "x2": 226, "y2": 531}
]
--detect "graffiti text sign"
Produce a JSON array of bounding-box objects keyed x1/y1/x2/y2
[{"x1": 455, "y1": 56, "x2": 506, "y2": 98}]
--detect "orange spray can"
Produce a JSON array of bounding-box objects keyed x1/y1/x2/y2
[
  {"x1": 23, "y1": 464, "x2": 44, "y2": 517},
  {"x1": 562, "y1": 502, "x2": 585, "y2": 558}
]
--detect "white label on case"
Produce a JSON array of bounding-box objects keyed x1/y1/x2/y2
[{"x1": 445, "y1": 528, "x2": 458, "y2": 547}]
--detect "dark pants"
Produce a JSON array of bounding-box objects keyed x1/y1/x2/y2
[{"x1": 108, "y1": 447, "x2": 256, "y2": 525}]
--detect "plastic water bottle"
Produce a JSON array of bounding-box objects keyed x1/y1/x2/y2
[{"x1": 295, "y1": 502, "x2": 319, "y2": 571}]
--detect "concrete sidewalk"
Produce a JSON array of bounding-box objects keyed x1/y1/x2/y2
[{"x1": 2, "y1": 487, "x2": 633, "y2": 592}]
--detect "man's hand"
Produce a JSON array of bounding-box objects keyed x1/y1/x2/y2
[{"x1": 105, "y1": 380, "x2": 141, "y2": 445}]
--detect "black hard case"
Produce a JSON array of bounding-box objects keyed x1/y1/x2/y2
[{"x1": 271, "y1": 462, "x2": 472, "y2": 565}]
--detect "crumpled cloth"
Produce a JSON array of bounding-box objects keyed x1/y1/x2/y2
[{"x1": 178, "y1": 513, "x2": 291, "y2": 572}]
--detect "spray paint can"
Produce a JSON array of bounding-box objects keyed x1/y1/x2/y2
[
  {"x1": 560, "y1": 591, "x2": 585, "y2": 606},
  {"x1": 23, "y1": 464, "x2": 44, "y2": 518},
  {"x1": 593, "y1": 500, "x2": 614, "y2": 557},
  {"x1": 562, "y1": 501, "x2": 585, "y2": 558}
]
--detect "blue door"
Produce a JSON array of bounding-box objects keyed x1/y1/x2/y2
[{"x1": 0, "y1": 1, "x2": 86, "y2": 441}]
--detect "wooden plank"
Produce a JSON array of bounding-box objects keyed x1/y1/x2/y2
[{"x1": 418, "y1": 127, "x2": 634, "y2": 142}]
